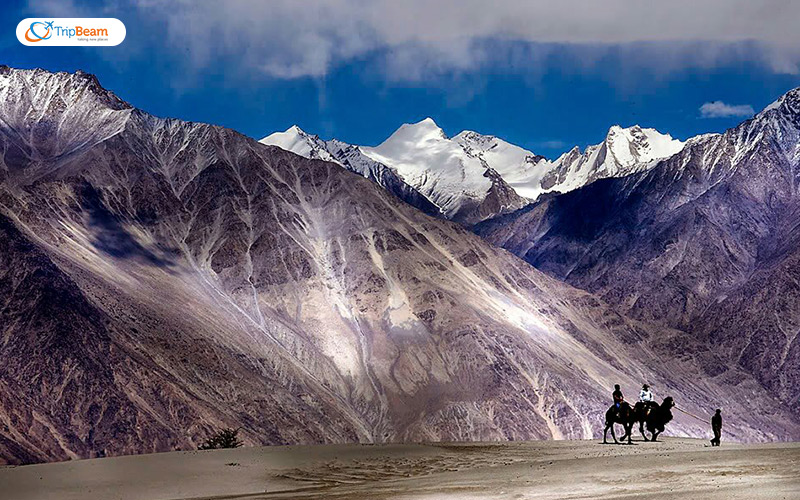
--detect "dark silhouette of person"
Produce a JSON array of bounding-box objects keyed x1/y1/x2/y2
[
  {"x1": 710, "y1": 409, "x2": 722, "y2": 446},
  {"x1": 613, "y1": 384, "x2": 624, "y2": 410}
]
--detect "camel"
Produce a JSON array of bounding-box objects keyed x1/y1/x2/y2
[
  {"x1": 603, "y1": 397, "x2": 675, "y2": 444},
  {"x1": 644, "y1": 396, "x2": 675, "y2": 441},
  {"x1": 632, "y1": 401, "x2": 658, "y2": 441},
  {"x1": 603, "y1": 402, "x2": 635, "y2": 444}
]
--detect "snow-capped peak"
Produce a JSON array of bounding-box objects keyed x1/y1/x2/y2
[
  {"x1": 260, "y1": 125, "x2": 336, "y2": 163},
  {"x1": 382, "y1": 117, "x2": 449, "y2": 145},
  {"x1": 361, "y1": 119, "x2": 495, "y2": 218},
  {"x1": 604, "y1": 125, "x2": 684, "y2": 170},
  {"x1": 260, "y1": 124, "x2": 307, "y2": 146},
  {"x1": 759, "y1": 87, "x2": 800, "y2": 116},
  {"x1": 539, "y1": 124, "x2": 684, "y2": 194}
]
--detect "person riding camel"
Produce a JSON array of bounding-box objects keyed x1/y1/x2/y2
[
  {"x1": 639, "y1": 384, "x2": 653, "y2": 404},
  {"x1": 639, "y1": 384, "x2": 655, "y2": 416},
  {"x1": 612, "y1": 384, "x2": 624, "y2": 411}
]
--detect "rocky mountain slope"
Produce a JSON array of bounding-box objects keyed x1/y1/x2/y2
[
  {"x1": 262, "y1": 121, "x2": 682, "y2": 225},
  {"x1": 0, "y1": 67, "x2": 795, "y2": 465},
  {"x1": 478, "y1": 87, "x2": 800, "y2": 411}
]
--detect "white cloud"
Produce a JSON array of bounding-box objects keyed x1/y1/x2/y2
[
  {"x1": 699, "y1": 101, "x2": 756, "y2": 118},
  {"x1": 30, "y1": 0, "x2": 800, "y2": 80}
]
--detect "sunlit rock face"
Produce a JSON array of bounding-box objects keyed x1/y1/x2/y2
[
  {"x1": 0, "y1": 67, "x2": 797, "y2": 464},
  {"x1": 478, "y1": 88, "x2": 800, "y2": 412}
]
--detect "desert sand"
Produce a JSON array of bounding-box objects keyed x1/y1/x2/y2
[{"x1": 1, "y1": 438, "x2": 798, "y2": 500}]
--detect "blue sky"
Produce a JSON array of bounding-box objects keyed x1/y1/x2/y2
[{"x1": 4, "y1": 1, "x2": 800, "y2": 158}]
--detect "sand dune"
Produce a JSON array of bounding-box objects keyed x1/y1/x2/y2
[{"x1": 1, "y1": 438, "x2": 798, "y2": 499}]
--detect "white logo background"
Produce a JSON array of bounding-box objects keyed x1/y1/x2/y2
[{"x1": 17, "y1": 18, "x2": 126, "y2": 46}]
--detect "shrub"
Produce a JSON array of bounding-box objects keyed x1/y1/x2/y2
[{"x1": 198, "y1": 428, "x2": 243, "y2": 450}]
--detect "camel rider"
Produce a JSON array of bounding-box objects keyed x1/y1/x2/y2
[
  {"x1": 639, "y1": 384, "x2": 655, "y2": 415},
  {"x1": 612, "y1": 384, "x2": 624, "y2": 410},
  {"x1": 639, "y1": 384, "x2": 654, "y2": 405}
]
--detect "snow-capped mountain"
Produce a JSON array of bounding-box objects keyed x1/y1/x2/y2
[
  {"x1": 262, "y1": 120, "x2": 683, "y2": 225},
  {"x1": 262, "y1": 126, "x2": 441, "y2": 217},
  {"x1": 539, "y1": 125, "x2": 685, "y2": 194},
  {"x1": 358, "y1": 118, "x2": 528, "y2": 223},
  {"x1": 263, "y1": 120, "x2": 529, "y2": 225},
  {"x1": 4, "y1": 67, "x2": 795, "y2": 465},
  {"x1": 261, "y1": 125, "x2": 337, "y2": 162}
]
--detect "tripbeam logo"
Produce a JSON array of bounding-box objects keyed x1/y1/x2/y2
[
  {"x1": 24, "y1": 20, "x2": 53, "y2": 42},
  {"x1": 17, "y1": 18, "x2": 125, "y2": 46}
]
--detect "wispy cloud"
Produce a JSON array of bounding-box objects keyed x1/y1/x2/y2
[
  {"x1": 699, "y1": 101, "x2": 756, "y2": 119},
  {"x1": 28, "y1": 0, "x2": 800, "y2": 81},
  {"x1": 138, "y1": 0, "x2": 800, "y2": 80}
]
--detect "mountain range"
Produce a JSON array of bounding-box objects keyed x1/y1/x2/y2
[
  {"x1": 1, "y1": 66, "x2": 798, "y2": 465},
  {"x1": 262, "y1": 119, "x2": 683, "y2": 225}
]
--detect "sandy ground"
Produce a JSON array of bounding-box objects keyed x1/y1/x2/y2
[{"x1": 1, "y1": 438, "x2": 798, "y2": 500}]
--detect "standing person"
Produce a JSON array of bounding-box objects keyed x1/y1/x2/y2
[{"x1": 710, "y1": 409, "x2": 722, "y2": 446}]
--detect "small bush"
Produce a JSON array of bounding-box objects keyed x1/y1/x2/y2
[{"x1": 198, "y1": 428, "x2": 243, "y2": 450}]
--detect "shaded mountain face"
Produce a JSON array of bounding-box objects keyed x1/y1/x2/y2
[
  {"x1": 478, "y1": 88, "x2": 800, "y2": 411},
  {"x1": 0, "y1": 68, "x2": 796, "y2": 465},
  {"x1": 262, "y1": 122, "x2": 682, "y2": 227}
]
